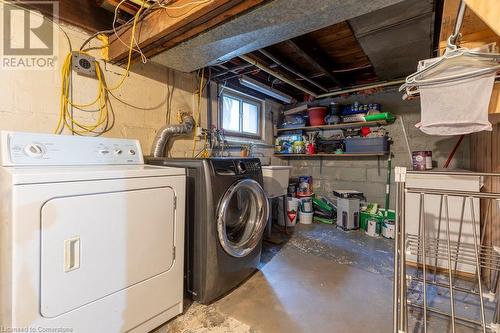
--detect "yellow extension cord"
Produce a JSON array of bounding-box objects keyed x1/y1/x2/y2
[{"x1": 55, "y1": 0, "x2": 146, "y2": 135}]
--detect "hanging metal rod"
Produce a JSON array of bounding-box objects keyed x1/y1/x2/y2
[
  {"x1": 449, "y1": 0, "x2": 467, "y2": 46},
  {"x1": 316, "y1": 79, "x2": 406, "y2": 98},
  {"x1": 239, "y1": 55, "x2": 318, "y2": 97},
  {"x1": 258, "y1": 49, "x2": 329, "y2": 93}
]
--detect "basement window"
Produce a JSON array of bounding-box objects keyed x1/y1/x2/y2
[{"x1": 220, "y1": 90, "x2": 262, "y2": 139}]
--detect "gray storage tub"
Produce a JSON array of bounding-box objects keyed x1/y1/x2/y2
[{"x1": 344, "y1": 136, "x2": 389, "y2": 153}]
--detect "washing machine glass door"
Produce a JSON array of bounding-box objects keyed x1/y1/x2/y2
[{"x1": 217, "y1": 178, "x2": 269, "y2": 258}]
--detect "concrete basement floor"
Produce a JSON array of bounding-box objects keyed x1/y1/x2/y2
[
  {"x1": 154, "y1": 223, "x2": 489, "y2": 333},
  {"x1": 154, "y1": 223, "x2": 395, "y2": 333}
]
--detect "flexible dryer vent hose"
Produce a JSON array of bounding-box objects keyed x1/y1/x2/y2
[{"x1": 150, "y1": 113, "x2": 195, "y2": 158}]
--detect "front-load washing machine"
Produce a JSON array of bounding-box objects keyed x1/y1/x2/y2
[
  {"x1": 0, "y1": 131, "x2": 186, "y2": 333},
  {"x1": 147, "y1": 158, "x2": 268, "y2": 304}
]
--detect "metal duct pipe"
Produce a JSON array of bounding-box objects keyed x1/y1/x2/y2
[
  {"x1": 239, "y1": 55, "x2": 318, "y2": 97},
  {"x1": 150, "y1": 113, "x2": 195, "y2": 158}
]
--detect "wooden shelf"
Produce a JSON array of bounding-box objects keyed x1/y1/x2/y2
[
  {"x1": 274, "y1": 153, "x2": 388, "y2": 158},
  {"x1": 276, "y1": 120, "x2": 390, "y2": 132}
]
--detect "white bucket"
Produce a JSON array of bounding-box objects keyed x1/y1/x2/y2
[
  {"x1": 299, "y1": 211, "x2": 314, "y2": 224},
  {"x1": 300, "y1": 196, "x2": 313, "y2": 212},
  {"x1": 382, "y1": 221, "x2": 395, "y2": 239},
  {"x1": 366, "y1": 219, "x2": 379, "y2": 237},
  {"x1": 278, "y1": 197, "x2": 300, "y2": 227}
]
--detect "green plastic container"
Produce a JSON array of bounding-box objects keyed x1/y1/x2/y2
[
  {"x1": 361, "y1": 211, "x2": 389, "y2": 232},
  {"x1": 378, "y1": 208, "x2": 396, "y2": 221},
  {"x1": 364, "y1": 112, "x2": 396, "y2": 122},
  {"x1": 360, "y1": 211, "x2": 371, "y2": 231}
]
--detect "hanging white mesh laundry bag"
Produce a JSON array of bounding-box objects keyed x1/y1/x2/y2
[
  {"x1": 415, "y1": 57, "x2": 497, "y2": 136},
  {"x1": 417, "y1": 73, "x2": 495, "y2": 135}
]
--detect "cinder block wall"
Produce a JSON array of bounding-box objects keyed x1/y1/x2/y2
[
  {"x1": 0, "y1": 4, "x2": 205, "y2": 157},
  {"x1": 270, "y1": 89, "x2": 471, "y2": 208}
]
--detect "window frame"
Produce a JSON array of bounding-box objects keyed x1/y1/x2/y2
[{"x1": 219, "y1": 89, "x2": 263, "y2": 140}]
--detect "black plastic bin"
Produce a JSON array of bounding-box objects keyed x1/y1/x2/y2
[
  {"x1": 344, "y1": 136, "x2": 389, "y2": 153},
  {"x1": 316, "y1": 138, "x2": 344, "y2": 154}
]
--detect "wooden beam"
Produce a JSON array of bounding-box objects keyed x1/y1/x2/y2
[
  {"x1": 464, "y1": 0, "x2": 500, "y2": 36},
  {"x1": 19, "y1": 0, "x2": 114, "y2": 32},
  {"x1": 109, "y1": 0, "x2": 233, "y2": 61},
  {"x1": 108, "y1": 0, "x2": 265, "y2": 63},
  {"x1": 439, "y1": 0, "x2": 500, "y2": 115},
  {"x1": 239, "y1": 54, "x2": 318, "y2": 97},
  {"x1": 149, "y1": 0, "x2": 266, "y2": 60},
  {"x1": 259, "y1": 49, "x2": 329, "y2": 92},
  {"x1": 439, "y1": 0, "x2": 500, "y2": 52},
  {"x1": 102, "y1": 0, "x2": 138, "y2": 16},
  {"x1": 286, "y1": 39, "x2": 345, "y2": 88}
]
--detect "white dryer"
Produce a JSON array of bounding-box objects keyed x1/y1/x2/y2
[{"x1": 0, "y1": 131, "x2": 185, "y2": 333}]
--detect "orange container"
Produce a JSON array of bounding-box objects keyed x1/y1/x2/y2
[{"x1": 308, "y1": 107, "x2": 327, "y2": 126}]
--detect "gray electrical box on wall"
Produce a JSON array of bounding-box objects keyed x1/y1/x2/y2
[{"x1": 71, "y1": 52, "x2": 96, "y2": 77}]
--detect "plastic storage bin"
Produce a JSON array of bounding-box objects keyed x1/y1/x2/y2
[{"x1": 344, "y1": 136, "x2": 389, "y2": 154}]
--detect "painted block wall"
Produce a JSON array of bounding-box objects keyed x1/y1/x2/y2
[
  {"x1": 0, "y1": 4, "x2": 205, "y2": 157},
  {"x1": 270, "y1": 89, "x2": 471, "y2": 208}
]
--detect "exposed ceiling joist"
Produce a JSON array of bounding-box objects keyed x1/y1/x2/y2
[
  {"x1": 286, "y1": 39, "x2": 345, "y2": 88},
  {"x1": 239, "y1": 55, "x2": 318, "y2": 97},
  {"x1": 212, "y1": 63, "x2": 254, "y2": 78},
  {"x1": 258, "y1": 49, "x2": 329, "y2": 92},
  {"x1": 152, "y1": 0, "x2": 405, "y2": 72}
]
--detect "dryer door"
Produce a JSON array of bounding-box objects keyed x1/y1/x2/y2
[
  {"x1": 217, "y1": 179, "x2": 269, "y2": 258},
  {"x1": 40, "y1": 187, "x2": 176, "y2": 318}
]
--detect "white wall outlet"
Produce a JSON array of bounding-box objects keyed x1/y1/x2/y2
[{"x1": 71, "y1": 52, "x2": 96, "y2": 77}]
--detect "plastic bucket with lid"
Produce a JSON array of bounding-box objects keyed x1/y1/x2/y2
[
  {"x1": 308, "y1": 107, "x2": 327, "y2": 126},
  {"x1": 299, "y1": 211, "x2": 314, "y2": 224}
]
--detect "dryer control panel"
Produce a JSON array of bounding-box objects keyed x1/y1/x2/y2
[{"x1": 0, "y1": 131, "x2": 143, "y2": 166}]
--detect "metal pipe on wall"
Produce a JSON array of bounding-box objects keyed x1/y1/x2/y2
[{"x1": 317, "y1": 79, "x2": 406, "y2": 98}]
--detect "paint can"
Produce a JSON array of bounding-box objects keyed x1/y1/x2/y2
[
  {"x1": 278, "y1": 197, "x2": 300, "y2": 227},
  {"x1": 412, "y1": 151, "x2": 432, "y2": 171},
  {"x1": 366, "y1": 219, "x2": 379, "y2": 237},
  {"x1": 297, "y1": 176, "x2": 313, "y2": 196},
  {"x1": 382, "y1": 220, "x2": 395, "y2": 239},
  {"x1": 300, "y1": 196, "x2": 313, "y2": 212}
]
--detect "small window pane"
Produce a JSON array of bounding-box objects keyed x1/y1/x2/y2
[
  {"x1": 222, "y1": 96, "x2": 240, "y2": 132},
  {"x1": 242, "y1": 102, "x2": 259, "y2": 134}
]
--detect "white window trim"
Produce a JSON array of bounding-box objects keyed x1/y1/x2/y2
[{"x1": 219, "y1": 88, "x2": 264, "y2": 140}]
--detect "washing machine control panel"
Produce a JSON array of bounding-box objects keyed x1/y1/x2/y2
[
  {"x1": 212, "y1": 159, "x2": 261, "y2": 176},
  {"x1": 243, "y1": 161, "x2": 261, "y2": 175},
  {"x1": 0, "y1": 131, "x2": 143, "y2": 166}
]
